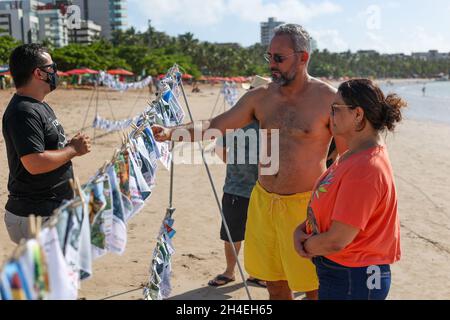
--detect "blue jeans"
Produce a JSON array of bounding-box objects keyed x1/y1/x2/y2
[{"x1": 312, "y1": 256, "x2": 391, "y2": 300}]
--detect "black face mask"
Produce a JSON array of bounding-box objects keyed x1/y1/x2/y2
[{"x1": 38, "y1": 63, "x2": 59, "y2": 91}]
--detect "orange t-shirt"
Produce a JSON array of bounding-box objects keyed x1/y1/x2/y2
[{"x1": 307, "y1": 145, "x2": 401, "y2": 267}]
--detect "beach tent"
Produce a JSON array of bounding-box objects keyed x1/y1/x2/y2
[
  {"x1": 67, "y1": 68, "x2": 99, "y2": 75},
  {"x1": 107, "y1": 69, "x2": 134, "y2": 76},
  {"x1": 57, "y1": 71, "x2": 70, "y2": 77},
  {"x1": 182, "y1": 74, "x2": 193, "y2": 80}
]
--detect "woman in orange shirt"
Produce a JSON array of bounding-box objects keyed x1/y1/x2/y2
[{"x1": 294, "y1": 78, "x2": 405, "y2": 300}]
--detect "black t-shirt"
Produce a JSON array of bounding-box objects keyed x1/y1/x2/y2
[{"x1": 2, "y1": 94, "x2": 74, "y2": 217}]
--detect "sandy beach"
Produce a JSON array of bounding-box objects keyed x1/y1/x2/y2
[{"x1": 0, "y1": 83, "x2": 449, "y2": 300}]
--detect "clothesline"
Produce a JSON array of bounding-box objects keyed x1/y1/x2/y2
[
  {"x1": 0, "y1": 66, "x2": 184, "y2": 301},
  {"x1": 98, "y1": 72, "x2": 153, "y2": 92},
  {"x1": 93, "y1": 77, "x2": 185, "y2": 133}
]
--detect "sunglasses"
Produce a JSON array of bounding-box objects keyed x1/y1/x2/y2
[
  {"x1": 330, "y1": 103, "x2": 355, "y2": 116},
  {"x1": 264, "y1": 52, "x2": 301, "y2": 64},
  {"x1": 37, "y1": 62, "x2": 57, "y2": 74}
]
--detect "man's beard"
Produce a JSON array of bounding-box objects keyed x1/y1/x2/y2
[{"x1": 271, "y1": 69, "x2": 297, "y2": 86}]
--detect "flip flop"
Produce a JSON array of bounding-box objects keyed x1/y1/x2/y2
[
  {"x1": 247, "y1": 278, "x2": 267, "y2": 288},
  {"x1": 208, "y1": 274, "x2": 235, "y2": 287}
]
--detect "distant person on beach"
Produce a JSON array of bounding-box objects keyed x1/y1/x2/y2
[
  {"x1": 2, "y1": 44, "x2": 91, "y2": 244},
  {"x1": 148, "y1": 78, "x2": 154, "y2": 95},
  {"x1": 294, "y1": 79, "x2": 405, "y2": 300},
  {"x1": 208, "y1": 76, "x2": 271, "y2": 289},
  {"x1": 422, "y1": 84, "x2": 426, "y2": 97},
  {"x1": 152, "y1": 24, "x2": 346, "y2": 300},
  {"x1": 0, "y1": 75, "x2": 5, "y2": 90},
  {"x1": 192, "y1": 81, "x2": 201, "y2": 93}
]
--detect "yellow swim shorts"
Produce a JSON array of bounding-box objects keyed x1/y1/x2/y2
[{"x1": 244, "y1": 181, "x2": 318, "y2": 292}]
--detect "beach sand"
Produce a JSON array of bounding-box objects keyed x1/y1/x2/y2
[{"x1": 0, "y1": 84, "x2": 449, "y2": 300}]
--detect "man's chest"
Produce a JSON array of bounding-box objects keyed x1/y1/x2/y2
[
  {"x1": 257, "y1": 101, "x2": 327, "y2": 139},
  {"x1": 42, "y1": 110, "x2": 67, "y2": 149}
]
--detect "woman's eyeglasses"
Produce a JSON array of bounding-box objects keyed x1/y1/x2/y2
[
  {"x1": 330, "y1": 103, "x2": 355, "y2": 116},
  {"x1": 264, "y1": 52, "x2": 301, "y2": 64}
]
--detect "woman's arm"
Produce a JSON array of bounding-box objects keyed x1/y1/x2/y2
[{"x1": 304, "y1": 220, "x2": 360, "y2": 257}]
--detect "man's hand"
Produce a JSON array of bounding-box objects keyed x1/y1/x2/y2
[
  {"x1": 68, "y1": 132, "x2": 91, "y2": 156},
  {"x1": 151, "y1": 125, "x2": 172, "y2": 142},
  {"x1": 293, "y1": 221, "x2": 315, "y2": 259}
]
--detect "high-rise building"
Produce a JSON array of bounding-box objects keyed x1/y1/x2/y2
[
  {"x1": 68, "y1": 19, "x2": 101, "y2": 44},
  {"x1": 71, "y1": 0, "x2": 127, "y2": 39},
  {"x1": 0, "y1": 0, "x2": 40, "y2": 44},
  {"x1": 34, "y1": 0, "x2": 103, "y2": 45},
  {"x1": 36, "y1": 3, "x2": 69, "y2": 47},
  {"x1": 260, "y1": 17, "x2": 284, "y2": 47}
]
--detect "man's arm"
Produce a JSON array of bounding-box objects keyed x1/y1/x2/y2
[
  {"x1": 21, "y1": 133, "x2": 91, "y2": 175},
  {"x1": 214, "y1": 145, "x2": 228, "y2": 164},
  {"x1": 152, "y1": 89, "x2": 259, "y2": 142},
  {"x1": 21, "y1": 148, "x2": 77, "y2": 175}
]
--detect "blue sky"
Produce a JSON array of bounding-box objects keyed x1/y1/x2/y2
[{"x1": 127, "y1": 0, "x2": 450, "y2": 54}]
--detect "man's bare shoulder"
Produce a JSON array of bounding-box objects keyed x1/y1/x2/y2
[
  {"x1": 309, "y1": 77, "x2": 338, "y2": 97},
  {"x1": 240, "y1": 82, "x2": 275, "y2": 103}
]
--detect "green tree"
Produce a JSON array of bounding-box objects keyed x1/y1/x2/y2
[{"x1": 0, "y1": 36, "x2": 21, "y2": 65}]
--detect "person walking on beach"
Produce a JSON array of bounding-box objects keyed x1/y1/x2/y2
[
  {"x1": 422, "y1": 84, "x2": 426, "y2": 97},
  {"x1": 2, "y1": 44, "x2": 91, "y2": 244},
  {"x1": 208, "y1": 76, "x2": 271, "y2": 289},
  {"x1": 294, "y1": 79, "x2": 404, "y2": 300},
  {"x1": 152, "y1": 24, "x2": 346, "y2": 300}
]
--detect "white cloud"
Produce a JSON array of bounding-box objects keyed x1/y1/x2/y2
[
  {"x1": 227, "y1": 0, "x2": 342, "y2": 24},
  {"x1": 128, "y1": 0, "x2": 227, "y2": 28},
  {"x1": 406, "y1": 27, "x2": 450, "y2": 52},
  {"x1": 364, "y1": 31, "x2": 393, "y2": 52},
  {"x1": 310, "y1": 29, "x2": 349, "y2": 52},
  {"x1": 385, "y1": 1, "x2": 401, "y2": 9},
  {"x1": 366, "y1": 27, "x2": 450, "y2": 54},
  {"x1": 129, "y1": 0, "x2": 342, "y2": 28}
]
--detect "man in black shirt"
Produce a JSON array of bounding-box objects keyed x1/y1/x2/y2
[{"x1": 2, "y1": 44, "x2": 91, "y2": 244}]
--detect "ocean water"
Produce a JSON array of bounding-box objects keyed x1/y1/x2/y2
[{"x1": 380, "y1": 81, "x2": 450, "y2": 125}]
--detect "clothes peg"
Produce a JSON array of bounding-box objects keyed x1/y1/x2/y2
[
  {"x1": 69, "y1": 178, "x2": 76, "y2": 199},
  {"x1": 36, "y1": 216, "x2": 42, "y2": 236},
  {"x1": 124, "y1": 131, "x2": 131, "y2": 147},
  {"x1": 100, "y1": 160, "x2": 109, "y2": 174},
  {"x1": 29, "y1": 214, "x2": 36, "y2": 238},
  {"x1": 111, "y1": 149, "x2": 120, "y2": 164},
  {"x1": 12, "y1": 239, "x2": 27, "y2": 261},
  {"x1": 49, "y1": 208, "x2": 60, "y2": 228}
]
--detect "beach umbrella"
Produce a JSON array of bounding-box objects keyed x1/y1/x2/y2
[
  {"x1": 107, "y1": 68, "x2": 134, "y2": 76},
  {"x1": 57, "y1": 71, "x2": 70, "y2": 77},
  {"x1": 182, "y1": 73, "x2": 193, "y2": 80},
  {"x1": 66, "y1": 68, "x2": 99, "y2": 75}
]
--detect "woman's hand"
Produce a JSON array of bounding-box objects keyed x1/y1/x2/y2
[{"x1": 293, "y1": 221, "x2": 315, "y2": 259}]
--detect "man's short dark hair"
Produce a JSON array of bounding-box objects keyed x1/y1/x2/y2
[{"x1": 9, "y1": 43, "x2": 49, "y2": 88}]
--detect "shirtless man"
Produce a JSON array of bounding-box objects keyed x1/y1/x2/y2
[{"x1": 152, "y1": 24, "x2": 344, "y2": 300}]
